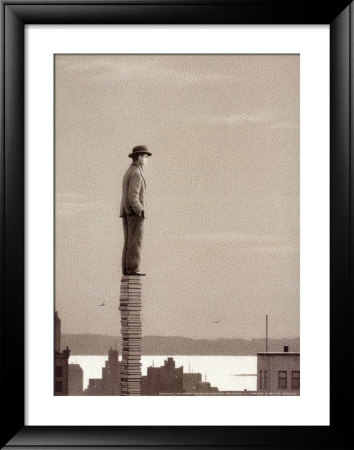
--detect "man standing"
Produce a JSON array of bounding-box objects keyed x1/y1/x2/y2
[{"x1": 120, "y1": 145, "x2": 152, "y2": 276}]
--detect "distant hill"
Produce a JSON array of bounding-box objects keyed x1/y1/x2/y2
[{"x1": 61, "y1": 334, "x2": 300, "y2": 356}]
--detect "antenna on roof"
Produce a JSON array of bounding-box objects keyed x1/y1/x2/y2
[{"x1": 266, "y1": 314, "x2": 269, "y2": 352}]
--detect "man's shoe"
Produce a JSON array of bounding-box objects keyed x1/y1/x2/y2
[{"x1": 127, "y1": 271, "x2": 146, "y2": 276}]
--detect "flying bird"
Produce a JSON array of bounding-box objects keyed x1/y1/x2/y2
[
  {"x1": 212, "y1": 319, "x2": 221, "y2": 324},
  {"x1": 99, "y1": 301, "x2": 105, "y2": 307}
]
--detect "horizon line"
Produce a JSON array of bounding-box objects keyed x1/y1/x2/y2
[{"x1": 62, "y1": 333, "x2": 300, "y2": 341}]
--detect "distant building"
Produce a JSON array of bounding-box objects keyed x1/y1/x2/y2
[
  {"x1": 55, "y1": 347, "x2": 70, "y2": 395},
  {"x1": 257, "y1": 346, "x2": 300, "y2": 393},
  {"x1": 142, "y1": 357, "x2": 183, "y2": 395},
  {"x1": 102, "y1": 348, "x2": 121, "y2": 395},
  {"x1": 195, "y1": 381, "x2": 219, "y2": 393},
  {"x1": 68, "y1": 363, "x2": 84, "y2": 396},
  {"x1": 54, "y1": 311, "x2": 70, "y2": 395},
  {"x1": 54, "y1": 311, "x2": 61, "y2": 352},
  {"x1": 84, "y1": 347, "x2": 121, "y2": 395},
  {"x1": 85, "y1": 378, "x2": 103, "y2": 395},
  {"x1": 183, "y1": 373, "x2": 202, "y2": 393}
]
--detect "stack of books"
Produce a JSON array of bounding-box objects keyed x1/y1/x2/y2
[{"x1": 119, "y1": 275, "x2": 143, "y2": 395}]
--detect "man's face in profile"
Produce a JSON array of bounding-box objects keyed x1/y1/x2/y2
[{"x1": 138, "y1": 154, "x2": 149, "y2": 166}]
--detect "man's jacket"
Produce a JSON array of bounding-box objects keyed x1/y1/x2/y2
[{"x1": 120, "y1": 162, "x2": 146, "y2": 218}]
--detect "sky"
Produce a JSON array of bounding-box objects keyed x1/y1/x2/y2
[{"x1": 55, "y1": 54, "x2": 299, "y2": 340}]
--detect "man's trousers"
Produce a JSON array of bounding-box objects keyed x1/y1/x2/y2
[{"x1": 121, "y1": 213, "x2": 144, "y2": 274}]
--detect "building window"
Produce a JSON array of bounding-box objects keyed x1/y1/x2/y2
[
  {"x1": 264, "y1": 370, "x2": 268, "y2": 389},
  {"x1": 291, "y1": 371, "x2": 300, "y2": 389},
  {"x1": 259, "y1": 370, "x2": 263, "y2": 389},
  {"x1": 55, "y1": 366, "x2": 63, "y2": 378},
  {"x1": 55, "y1": 380, "x2": 63, "y2": 393},
  {"x1": 278, "y1": 371, "x2": 287, "y2": 389}
]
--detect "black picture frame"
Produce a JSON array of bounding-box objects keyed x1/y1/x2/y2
[{"x1": 1, "y1": 0, "x2": 353, "y2": 448}]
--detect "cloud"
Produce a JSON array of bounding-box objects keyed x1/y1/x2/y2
[
  {"x1": 188, "y1": 110, "x2": 274, "y2": 126},
  {"x1": 152, "y1": 232, "x2": 299, "y2": 255},
  {"x1": 270, "y1": 122, "x2": 299, "y2": 130},
  {"x1": 249, "y1": 245, "x2": 299, "y2": 255},
  {"x1": 160, "y1": 231, "x2": 297, "y2": 246},
  {"x1": 186, "y1": 110, "x2": 298, "y2": 129},
  {"x1": 208, "y1": 111, "x2": 274, "y2": 125},
  {"x1": 56, "y1": 192, "x2": 110, "y2": 216},
  {"x1": 56, "y1": 56, "x2": 242, "y2": 87},
  {"x1": 181, "y1": 232, "x2": 276, "y2": 243},
  {"x1": 56, "y1": 192, "x2": 87, "y2": 202}
]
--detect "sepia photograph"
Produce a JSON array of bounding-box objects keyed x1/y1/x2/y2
[{"x1": 54, "y1": 54, "x2": 300, "y2": 397}]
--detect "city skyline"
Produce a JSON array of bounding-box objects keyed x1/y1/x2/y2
[{"x1": 56, "y1": 302, "x2": 299, "y2": 396}]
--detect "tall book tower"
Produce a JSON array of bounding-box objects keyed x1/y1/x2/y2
[{"x1": 119, "y1": 275, "x2": 143, "y2": 395}]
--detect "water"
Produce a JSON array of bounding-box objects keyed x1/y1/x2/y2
[{"x1": 69, "y1": 355, "x2": 257, "y2": 392}]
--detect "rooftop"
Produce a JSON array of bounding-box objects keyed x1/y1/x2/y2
[{"x1": 257, "y1": 352, "x2": 300, "y2": 356}]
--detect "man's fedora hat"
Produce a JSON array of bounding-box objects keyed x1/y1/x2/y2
[{"x1": 128, "y1": 145, "x2": 152, "y2": 158}]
